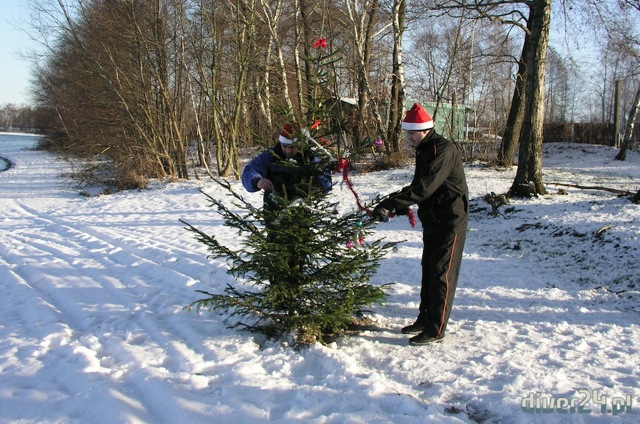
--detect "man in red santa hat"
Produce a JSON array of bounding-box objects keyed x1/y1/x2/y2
[{"x1": 373, "y1": 103, "x2": 468, "y2": 346}]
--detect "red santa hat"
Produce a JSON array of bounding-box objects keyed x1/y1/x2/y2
[
  {"x1": 279, "y1": 124, "x2": 297, "y2": 145},
  {"x1": 401, "y1": 103, "x2": 434, "y2": 131}
]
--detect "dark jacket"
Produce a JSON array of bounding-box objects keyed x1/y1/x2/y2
[
  {"x1": 242, "y1": 143, "x2": 332, "y2": 202},
  {"x1": 380, "y1": 130, "x2": 468, "y2": 232}
]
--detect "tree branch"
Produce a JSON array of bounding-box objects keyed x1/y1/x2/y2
[{"x1": 546, "y1": 182, "x2": 633, "y2": 196}]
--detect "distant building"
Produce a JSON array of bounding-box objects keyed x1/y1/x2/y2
[{"x1": 406, "y1": 100, "x2": 468, "y2": 142}]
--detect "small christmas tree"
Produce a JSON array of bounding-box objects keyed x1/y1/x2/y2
[
  {"x1": 181, "y1": 38, "x2": 398, "y2": 345},
  {"x1": 181, "y1": 175, "x2": 397, "y2": 344}
]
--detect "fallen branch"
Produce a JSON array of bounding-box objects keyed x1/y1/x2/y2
[
  {"x1": 546, "y1": 182, "x2": 633, "y2": 196},
  {"x1": 594, "y1": 225, "x2": 614, "y2": 239},
  {"x1": 515, "y1": 222, "x2": 541, "y2": 232}
]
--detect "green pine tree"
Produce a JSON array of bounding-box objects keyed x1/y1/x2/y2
[
  {"x1": 181, "y1": 37, "x2": 398, "y2": 346},
  {"x1": 181, "y1": 171, "x2": 398, "y2": 345}
]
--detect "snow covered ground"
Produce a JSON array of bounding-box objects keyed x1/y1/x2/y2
[{"x1": 1, "y1": 133, "x2": 639, "y2": 423}]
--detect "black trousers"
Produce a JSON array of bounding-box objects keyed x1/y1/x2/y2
[{"x1": 417, "y1": 224, "x2": 467, "y2": 338}]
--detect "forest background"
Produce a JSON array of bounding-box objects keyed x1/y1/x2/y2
[{"x1": 1, "y1": 0, "x2": 639, "y2": 195}]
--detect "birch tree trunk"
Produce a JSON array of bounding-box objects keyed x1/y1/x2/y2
[
  {"x1": 615, "y1": 85, "x2": 640, "y2": 161},
  {"x1": 218, "y1": 0, "x2": 257, "y2": 178},
  {"x1": 343, "y1": 0, "x2": 387, "y2": 148},
  {"x1": 386, "y1": 0, "x2": 406, "y2": 153},
  {"x1": 258, "y1": 0, "x2": 294, "y2": 116}
]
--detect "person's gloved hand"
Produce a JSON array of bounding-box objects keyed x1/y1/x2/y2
[
  {"x1": 372, "y1": 204, "x2": 391, "y2": 222},
  {"x1": 394, "y1": 207, "x2": 409, "y2": 216},
  {"x1": 256, "y1": 178, "x2": 274, "y2": 192}
]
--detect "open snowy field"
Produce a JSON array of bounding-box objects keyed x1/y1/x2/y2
[{"x1": 1, "y1": 133, "x2": 639, "y2": 423}]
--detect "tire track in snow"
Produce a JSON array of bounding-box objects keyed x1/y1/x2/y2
[
  {"x1": 1, "y1": 199, "x2": 230, "y2": 422},
  {"x1": 0, "y1": 256, "x2": 163, "y2": 423}
]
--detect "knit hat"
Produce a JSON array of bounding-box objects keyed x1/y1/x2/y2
[
  {"x1": 401, "y1": 103, "x2": 434, "y2": 131},
  {"x1": 279, "y1": 124, "x2": 297, "y2": 145}
]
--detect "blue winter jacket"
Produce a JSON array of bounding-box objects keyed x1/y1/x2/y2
[{"x1": 242, "y1": 143, "x2": 333, "y2": 200}]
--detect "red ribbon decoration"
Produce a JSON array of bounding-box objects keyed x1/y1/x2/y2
[
  {"x1": 336, "y1": 158, "x2": 372, "y2": 217},
  {"x1": 335, "y1": 157, "x2": 416, "y2": 227}
]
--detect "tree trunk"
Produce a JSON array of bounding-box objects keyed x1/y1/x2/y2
[
  {"x1": 299, "y1": 0, "x2": 314, "y2": 120},
  {"x1": 615, "y1": 85, "x2": 640, "y2": 161},
  {"x1": 293, "y1": 0, "x2": 305, "y2": 120},
  {"x1": 508, "y1": 0, "x2": 550, "y2": 198},
  {"x1": 386, "y1": 0, "x2": 406, "y2": 153},
  {"x1": 219, "y1": 0, "x2": 254, "y2": 178},
  {"x1": 259, "y1": 0, "x2": 294, "y2": 117},
  {"x1": 361, "y1": 3, "x2": 387, "y2": 144},
  {"x1": 498, "y1": 30, "x2": 529, "y2": 166}
]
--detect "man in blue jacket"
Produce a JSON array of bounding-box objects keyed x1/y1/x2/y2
[
  {"x1": 242, "y1": 124, "x2": 332, "y2": 212},
  {"x1": 242, "y1": 124, "x2": 333, "y2": 286},
  {"x1": 373, "y1": 103, "x2": 468, "y2": 346}
]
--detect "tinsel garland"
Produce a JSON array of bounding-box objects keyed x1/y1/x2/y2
[{"x1": 335, "y1": 157, "x2": 416, "y2": 228}]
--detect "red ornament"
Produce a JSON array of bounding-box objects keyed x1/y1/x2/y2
[
  {"x1": 408, "y1": 208, "x2": 416, "y2": 227},
  {"x1": 313, "y1": 38, "x2": 327, "y2": 49},
  {"x1": 336, "y1": 157, "x2": 349, "y2": 173}
]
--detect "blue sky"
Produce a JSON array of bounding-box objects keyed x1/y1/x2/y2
[{"x1": 1, "y1": 0, "x2": 38, "y2": 106}]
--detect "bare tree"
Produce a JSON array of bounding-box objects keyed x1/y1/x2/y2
[
  {"x1": 216, "y1": 0, "x2": 260, "y2": 178},
  {"x1": 420, "y1": 1, "x2": 550, "y2": 196},
  {"x1": 406, "y1": 6, "x2": 516, "y2": 159},
  {"x1": 31, "y1": 0, "x2": 197, "y2": 185},
  {"x1": 566, "y1": 0, "x2": 639, "y2": 140},
  {"x1": 257, "y1": 0, "x2": 295, "y2": 116},
  {"x1": 466, "y1": 21, "x2": 517, "y2": 149},
  {"x1": 339, "y1": 0, "x2": 388, "y2": 148},
  {"x1": 615, "y1": 85, "x2": 640, "y2": 160},
  {"x1": 497, "y1": 29, "x2": 528, "y2": 166},
  {"x1": 28, "y1": 0, "x2": 476, "y2": 183},
  {"x1": 508, "y1": 0, "x2": 551, "y2": 197},
  {"x1": 545, "y1": 48, "x2": 571, "y2": 123},
  {"x1": 386, "y1": 0, "x2": 407, "y2": 152}
]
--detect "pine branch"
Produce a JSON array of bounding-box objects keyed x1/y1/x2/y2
[{"x1": 179, "y1": 220, "x2": 245, "y2": 263}]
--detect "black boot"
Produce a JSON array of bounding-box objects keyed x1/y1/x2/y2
[
  {"x1": 408, "y1": 331, "x2": 443, "y2": 346},
  {"x1": 401, "y1": 322, "x2": 426, "y2": 334}
]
